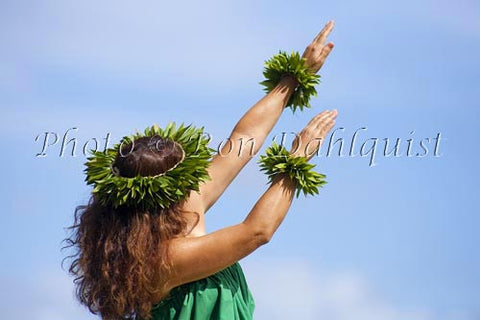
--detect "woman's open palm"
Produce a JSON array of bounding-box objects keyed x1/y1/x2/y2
[{"x1": 291, "y1": 109, "x2": 338, "y2": 161}]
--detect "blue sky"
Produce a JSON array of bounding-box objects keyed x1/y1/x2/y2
[{"x1": 1, "y1": 0, "x2": 479, "y2": 319}]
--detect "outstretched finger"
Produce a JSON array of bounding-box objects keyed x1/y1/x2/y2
[
  {"x1": 317, "y1": 42, "x2": 335, "y2": 63},
  {"x1": 311, "y1": 110, "x2": 335, "y2": 127},
  {"x1": 306, "y1": 110, "x2": 330, "y2": 126},
  {"x1": 319, "y1": 119, "x2": 336, "y2": 137},
  {"x1": 315, "y1": 111, "x2": 337, "y2": 129},
  {"x1": 312, "y1": 20, "x2": 333, "y2": 43},
  {"x1": 313, "y1": 20, "x2": 335, "y2": 46},
  {"x1": 316, "y1": 112, "x2": 336, "y2": 127}
]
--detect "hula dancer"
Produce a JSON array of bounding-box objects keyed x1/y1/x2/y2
[{"x1": 63, "y1": 20, "x2": 337, "y2": 320}]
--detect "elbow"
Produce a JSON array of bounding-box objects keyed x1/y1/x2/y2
[
  {"x1": 255, "y1": 231, "x2": 271, "y2": 247},
  {"x1": 244, "y1": 222, "x2": 272, "y2": 247}
]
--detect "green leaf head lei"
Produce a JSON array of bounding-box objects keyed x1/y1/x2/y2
[
  {"x1": 260, "y1": 50, "x2": 321, "y2": 113},
  {"x1": 84, "y1": 122, "x2": 215, "y2": 212},
  {"x1": 258, "y1": 141, "x2": 327, "y2": 198}
]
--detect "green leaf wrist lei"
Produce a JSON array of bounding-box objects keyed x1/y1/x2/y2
[
  {"x1": 84, "y1": 122, "x2": 215, "y2": 211},
  {"x1": 260, "y1": 50, "x2": 320, "y2": 113},
  {"x1": 258, "y1": 141, "x2": 327, "y2": 198}
]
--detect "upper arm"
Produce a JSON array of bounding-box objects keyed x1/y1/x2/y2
[
  {"x1": 163, "y1": 221, "x2": 267, "y2": 289},
  {"x1": 195, "y1": 130, "x2": 260, "y2": 213}
]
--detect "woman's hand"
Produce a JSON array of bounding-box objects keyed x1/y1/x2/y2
[
  {"x1": 290, "y1": 109, "x2": 338, "y2": 161},
  {"x1": 301, "y1": 20, "x2": 335, "y2": 74}
]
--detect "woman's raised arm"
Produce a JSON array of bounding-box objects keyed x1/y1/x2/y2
[
  {"x1": 186, "y1": 21, "x2": 335, "y2": 215},
  {"x1": 163, "y1": 110, "x2": 337, "y2": 290}
]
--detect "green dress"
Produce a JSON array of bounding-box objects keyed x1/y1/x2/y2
[{"x1": 149, "y1": 261, "x2": 256, "y2": 320}]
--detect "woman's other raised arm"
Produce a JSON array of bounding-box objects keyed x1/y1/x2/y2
[
  {"x1": 186, "y1": 21, "x2": 335, "y2": 215},
  {"x1": 163, "y1": 109, "x2": 337, "y2": 290}
]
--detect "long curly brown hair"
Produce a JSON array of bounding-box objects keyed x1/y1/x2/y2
[{"x1": 62, "y1": 135, "x2": 199, "y2": 320}]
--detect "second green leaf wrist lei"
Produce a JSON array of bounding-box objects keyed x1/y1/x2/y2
[
  {"x1": 258, "y1": 142, "x2": 327, "y2": 198},
  {"x1": 260, "y1": 50, "x2": 320, "y2": 113}
]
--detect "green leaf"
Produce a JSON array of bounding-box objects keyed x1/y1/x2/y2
[
  {"x1": 260, "y1": 50, "x2": 321, "y2": 113},
  {"x1": 83, "y1": 122, "x2": 214, "y2": 211},
  {"x1": 258, "y1": 143, "x2": 327, "y2": 198}
]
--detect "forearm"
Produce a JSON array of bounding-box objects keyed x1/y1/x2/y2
[
  {"x1": 242, "y1": 173, "x2": 297, "y2": 243},
  {"x1": 232, "y1": 75, "x2": 298, "y2": 154}
]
